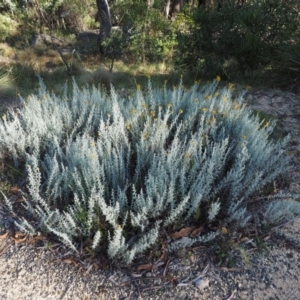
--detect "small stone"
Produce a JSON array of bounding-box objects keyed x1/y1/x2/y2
[
  {"x1": 195, "y1": 278, "x2": 209, "y2": 290},
  {"x1": 18, "y1": 269, "x2": 26, "y2": 277}
]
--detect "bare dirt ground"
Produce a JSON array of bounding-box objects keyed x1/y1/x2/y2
[{"x1": 0, "y1": 88, "x2": 300, "y2": 300}]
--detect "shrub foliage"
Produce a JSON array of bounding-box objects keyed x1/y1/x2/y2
[
  {"x1": 175, "y1": 0, "x2": 300, "y2": 79},
  {"x1": 0, "y1": 79, "x2": 298, "y2": 264}
]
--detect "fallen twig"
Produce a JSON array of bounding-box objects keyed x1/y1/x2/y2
[
  {"x1": 163, "y1": 259, "x2": 171, "y2": 277},
  {"x1": 226, "y1": 289, "x2": 237, "y2": 300},
  {"x1": 177, "y1": 264, "x2": 209, "y2": 287},
  {"x1": 108, "y1": 275, "x2": 119, "y2": 286}
]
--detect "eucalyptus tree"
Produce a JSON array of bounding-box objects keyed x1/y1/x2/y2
[{"x1": 96, "y1": 0, "x2": 112, "y2": 53}]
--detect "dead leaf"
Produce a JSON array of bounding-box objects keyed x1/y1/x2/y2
[
  {"x1": 63, "y1": 258, "x2": 78, "y2": 267},
  {"x1": 221, "y1": 227, "x2": 228, "y2": 234},
  {"x1": 0, "y1": 231, "x2": 8, "y2": 240},
  {"x1": 163, "y1": 275, "x2": 178, "y2": 285},
  {"x1": 27, "y1": 235, "x2": 44, "y2": 242},
  {"x1": 14, "y1": 232, "x2": 25, "y2": 238},
  {"x1": 12, "y1": 234, "x2": 27, "y2": 244},
  {"x1": 10, "y1": 187, "x2": 20, "y2": 193},
  {"x1": 158, "y1": 250, "x2": 168, "y2": 262},
  {"x1": 137, "y1": 263, "x2": 153, "y2": 272},
  {"x1": 171, "y1": 227, "x2": 195, "y2": 239},
  {"x1": 190, "y1": 226, "x2": 204, "y2": 238}
]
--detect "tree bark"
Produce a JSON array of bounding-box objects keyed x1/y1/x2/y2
[
  {"x1": 164, "y1": 0, "x2": 185, "y2": 19},
  {"x1": 96, "y1": 0, "x2": 112, "y2": 54},
  {"x1": 164, "y1": 0, "x2": 172, "y2": 18}
]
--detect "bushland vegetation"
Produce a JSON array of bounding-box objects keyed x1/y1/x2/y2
[
  {"x1": 0, "y1": 0, "x2": 299, "y2": 92},
  {"x1": 0, "y1": 0, "x2": 299, "y2": 265}
]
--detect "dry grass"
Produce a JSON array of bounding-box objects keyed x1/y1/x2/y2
[
  {"x1": 0, "y1": 40, "x2": 187, "y2": 96},
  {"x1": 0, "y1": 43, "x2": 15, "y2": 59},
  {"x1": 16, "y1": 48, "x2": 65, "y2": 72},
  {"x1": 0, "y1": 43, "x2": 231, "y2": 98}
]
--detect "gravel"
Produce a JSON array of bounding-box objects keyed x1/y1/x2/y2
[{"x1": 1, "y1": 222, "x2": 300, "y2": 300}]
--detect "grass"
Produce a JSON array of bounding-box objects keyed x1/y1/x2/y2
[
  {"x1": 0, "y1": 45, "x2": 195, "y2": 99},
  {"x1": 0, "y1": 43, "x2": 15, "y2": 58},
  {"x1": 2, "y1": 36, "x2": 293, "y2": 101}
]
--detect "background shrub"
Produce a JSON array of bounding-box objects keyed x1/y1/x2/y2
[
  {"x1": 269, "y1": 40, "x2": 300, "y2": 89},
  {"x1": 0, "y1": 79, "x2": 297, "y2": 264},
  {"x1": 1, "y1": 0, "x2": 96, "y2": 45},
  {"x1": 175, "y1": 0, "x2": 300, "y2": 80},
  {"x1": 1, "y1": 0, "x2": 299, "y2": 87},
  {"x1": 0, "y1": 15, "x2": 18, "y2": 42},
  {"x1": 110, "y1": 1, "x2": 177, "y2": 63}
]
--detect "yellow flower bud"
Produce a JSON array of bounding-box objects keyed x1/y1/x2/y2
[{"x1": 228, "y1": 83, "x2": 235, "y2": 90}]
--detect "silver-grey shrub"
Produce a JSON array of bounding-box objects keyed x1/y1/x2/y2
[{"x1": 0, "y1": 78, "x2": 296, "y2": 264}]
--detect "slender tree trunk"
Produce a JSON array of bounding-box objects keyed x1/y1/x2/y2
[
  {"x1": 164, "y1": 0, "x2": 185, "y2": 19},
  {"x1": 170, "y1": 0, "x2": 184, "y2": 16},
  {"x1": 96, "y1": 0, "x2": 112, "y2": 54},
  {"x1": 164, "y1": 0, "x2": 172, "y2": 18},
  {"x1": 147, "y1": 0, "x2": 155, "y2": 7}
]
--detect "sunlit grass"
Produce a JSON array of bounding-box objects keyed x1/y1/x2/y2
[
  {"x1": 0, "y1": 44, "x2": 257, "y2": 101},
  {"x1": 0, "y1": 43, "x2": 15, "y2": 59},
  {"x1": 16, "y1": 47, "x2": 67, "y2": 72}
]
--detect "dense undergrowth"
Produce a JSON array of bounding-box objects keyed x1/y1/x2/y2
[
  {"x1": 0, "y1": 0, "x2": 299, "y2": 89},
  {"x1": 0, "y1": 78, "x2": 299, "y2": 264}
]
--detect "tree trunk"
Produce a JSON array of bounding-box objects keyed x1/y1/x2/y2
[
  {"x1": 171, "y1": 0, "x2": 184, "y2": 15},
  {"x1": 164, "y1": 0, "x2": 185, "y2": 19},
  {"x1": 198, "y1": 0, "x2": 214, "y2": 8},
  {"x1": 96, "y1": 0, "x2": 112, "y2": 54},
  {"x1": 164, "y1": 0, "x2": 172, "y2": 18}
]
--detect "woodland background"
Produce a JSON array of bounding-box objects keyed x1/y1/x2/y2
[{"x1": 0, "y1": 0, "x2": 299, "y2": 97}]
